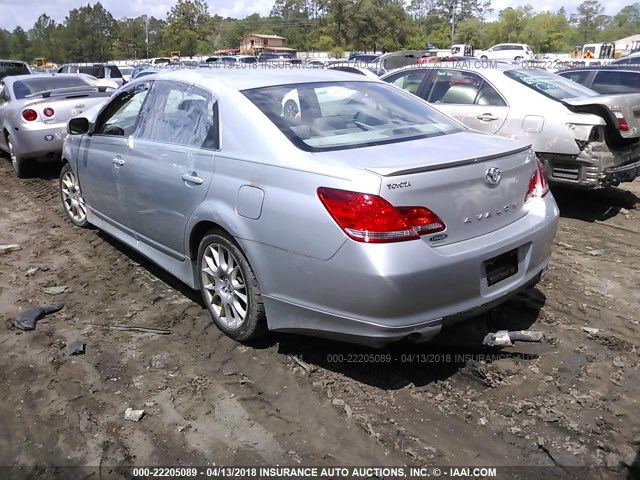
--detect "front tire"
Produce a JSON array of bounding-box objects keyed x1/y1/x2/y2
[
  {"x1": 197, "y1": 232, "x2": 266, "y2": 342},
  {"x1": 7, "y1": 136, "x2": 29, "y2": 178},
  {"x1": 60, "y1": 163, "x2": 89, "y2": 227}
]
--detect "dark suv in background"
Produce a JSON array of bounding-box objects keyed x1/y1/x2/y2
[
  {"x1": 0, "y1": 60, "x2": 31, "y2": 80},
  {"x1": 57, "y1": 64, "x2": 125, "y2": 86}
]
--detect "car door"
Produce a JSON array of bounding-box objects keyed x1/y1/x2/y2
[
  {"x1": 121, "y1": 80, "x2": 217, "y2": 258},
  {"x1": 77, "y1": 82, "x2": 151, "y2": 233},
  {"x1": 421, "y1": 69, "x2": 509, "y2": 134}
]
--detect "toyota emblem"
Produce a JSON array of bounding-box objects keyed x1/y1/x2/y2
[{"x1": 485, "y1": 167, "x2": 501, "y2": 186}]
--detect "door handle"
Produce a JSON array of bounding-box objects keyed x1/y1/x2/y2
[
  {"x1": 477, "y1": 113, "x2": 499, "y2": 121},
  {"x1": 181, "y1": 173, "x2": 204, "y2": 185},
  {"x1": 112, "y1": 156, "x2": 125, "y2": 166}
]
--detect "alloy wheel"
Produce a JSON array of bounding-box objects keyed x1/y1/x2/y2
[
  {"x1": 200, "y1": 243, "x2": 248, "y2": 329},
  {"x1": 61, "y1": 169, "x2": 87, "y2": 223}
]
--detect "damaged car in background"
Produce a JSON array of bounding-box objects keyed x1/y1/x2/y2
[
  {"x1": 381, "y1": 64, "x2": 640, "y2": 189},
  {"x1": 0, "y1": 74, "x2": 115, "y2": 177},
  {"x1": 59, "y1": 69, "x2": 558, "y2": 347}
]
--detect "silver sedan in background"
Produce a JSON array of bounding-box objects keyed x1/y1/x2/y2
[
  {"x1": 381, "y1": 64, "x2": 640, "y2": 189},
  {"x1": 0, "y1": 74, "x2": 114, "y2": 177},
  {"x1": 60, "y1": 69, "x2": 559, "y2": 346}
]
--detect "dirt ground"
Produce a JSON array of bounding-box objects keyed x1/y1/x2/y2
[{"x1": 0, "y1": 158, "x2": 639, "y2": 478}]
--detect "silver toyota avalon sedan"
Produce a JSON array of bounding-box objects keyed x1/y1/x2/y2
[{"x1": 60, "y1": 68, "x2": 559, "y2": 346}]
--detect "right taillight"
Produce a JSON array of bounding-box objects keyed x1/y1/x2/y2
[
  {"x1": 525, "y1": 158, "x2": 549, "y2": 203},
  {"x1": 317, "y1": 187, "x2": 445, "y2": 243},
  {"x1": 22, "y1": 109, "x2": 37, "y2": 121},
  {"x1": 611, "y1": 109, "x2": 629, "y2": 131}
]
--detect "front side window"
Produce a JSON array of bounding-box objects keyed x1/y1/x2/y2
[
  {"x1": 94, "y1": 82, "x2": 151, "y2": 136},
  {"x1": 243, "y1": 81, "x2": 463, "y2": 152},
  {"x1": 136, "y1": 81, "x2": 218, "y2": 150},
  {"x1": 505, "y1": 68, "x2": 598, "y2": 100}
]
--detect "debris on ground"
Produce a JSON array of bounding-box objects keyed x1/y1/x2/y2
[
  {"x1": 124, "y1": 408, "x2": 145, "y2": 422},
  {"x1": 43, "y1": 286, "x2": 68, "y2": 295},
  {"x1": 0, "y1": 244, "x2": 21, "y2": 255},
  {"x1": 12, "y1": 303, "x2": 65, "y2": 331},
  {"x1": 482, "y1": 330, "x2": 544, "y2": 347},
  {"x1": 88, "y1": 324, "x2": 171, "y2": 335},
  {"x1": 68, "y1": 341, "x2": 86, "y2": 356}
]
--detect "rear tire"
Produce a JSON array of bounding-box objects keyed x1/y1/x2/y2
[
  {"x1": 7, "y1": 136, "x2": 29, "y2": 178},
  {"x1": 197, "y1": 232, "x2": 266, "y2": 342}
]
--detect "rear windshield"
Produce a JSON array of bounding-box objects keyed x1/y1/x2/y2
[
  {"x1": 79, "y1": 66, "x2": 104, "y2": 78},
  {"x1": 505, "y1": 68, "x2": 598, "y2": 100},
  {"x1": 0, "y1": 62, "x2": 30, "y2": 79},
  {"x1": 243, "y1": 81, "x2": 463, "y2": 152},
  {"x1": 12, "y1": 76, "x2": 91, "y2": 99}
]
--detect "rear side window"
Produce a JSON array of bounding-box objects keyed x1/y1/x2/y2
[
  {"x1": 593, "y1": 71, "x2": 640, "y2": 93},
  {"x1": 136, "y1": 81, "x2": 218, "y2": 150}
]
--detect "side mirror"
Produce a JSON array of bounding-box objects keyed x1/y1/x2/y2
[{"x1": 68, "y1": 117, "x2": 90, "y2": 135}]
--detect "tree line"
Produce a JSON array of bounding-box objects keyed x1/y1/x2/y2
[{"x1": 0, "y1": 0, "x2": 639, "y2": 63}]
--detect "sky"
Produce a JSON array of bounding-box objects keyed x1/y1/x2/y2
[{"x1": 0, "y1": 0, "x2": 630, "y2": 31}]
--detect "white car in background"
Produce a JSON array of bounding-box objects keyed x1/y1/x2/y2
[{"x1": 481, "y1": 44, "x2": 534, "y2": 62}]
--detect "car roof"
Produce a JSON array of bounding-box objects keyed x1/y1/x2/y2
[{"x1": 133, "y1": 67, "x2": 377, "y2": 90}]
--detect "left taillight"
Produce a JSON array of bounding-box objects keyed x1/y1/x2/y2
[
  {"x1": 43, "y1": 107, "x2": 54, "y2": 117},
  {"x1": 317, "y1": 187, "x2": 446, "y2": 243},
  {"x1": 22, "y1": 109, "x2": 37, "y2": 121},
  {"x1": 525, "y1": 158, "x2": 549, "y2": 203},
  {"x1": 611, "y1": 109, "x2": 629, "y2": 131}
]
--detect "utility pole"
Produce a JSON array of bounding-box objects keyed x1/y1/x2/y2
[
  {"x1": 145, "y1": 16, "x2": 149, "y2": 60},
  {"x1": 450, "y1": 0, "x2": 457, "y2": 46}
]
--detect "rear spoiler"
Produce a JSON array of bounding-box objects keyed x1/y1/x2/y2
[{"x1": 25, "y1": 85, "x2": 114, "y2": 99}]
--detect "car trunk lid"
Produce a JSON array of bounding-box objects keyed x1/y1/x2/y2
[
  {"x1": 316, "y1": 132, "x2": 537, "y2": 246},
  {"x1": 563, "y1": 93, "x2": 640, "y2": 147},
  {"x1": 22, "y1": 88, "x2": 112, "y2": 124}
]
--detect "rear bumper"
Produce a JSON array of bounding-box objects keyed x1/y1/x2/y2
[
  {"x1": 11, "y1": 123, "x2": 67, "y2": 159},
  {"x1": 540, "y1": 141, "x2": 640, "y2": 189},
  {"x1": 605, "y1": 158, "x2": 640, "y2": 186},
  {"x1": 253, "y1": 194, "x2": 559, "y2": 347}
]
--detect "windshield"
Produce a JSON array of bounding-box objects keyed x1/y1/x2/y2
[
  {"x1": 12, "y1": 76, "x2": 92, "y2": 99},
  {"x1": 243, "y1": 81, "x2": 463, "y2": 152},
  {"x1": 505, "y1": 69, "x2": 598, "y2": 100}
]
